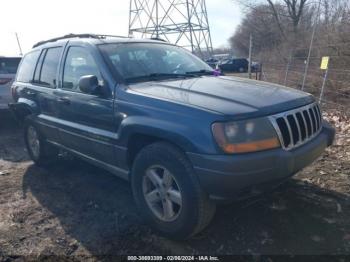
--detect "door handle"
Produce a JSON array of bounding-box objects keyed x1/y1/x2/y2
[{"x1": 57, "y1": 97, "x2": 71, "y2": 105}]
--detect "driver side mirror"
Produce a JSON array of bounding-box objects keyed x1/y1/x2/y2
[{"x1": 78, "y1": 75, "x2": 101, "y2": 95}]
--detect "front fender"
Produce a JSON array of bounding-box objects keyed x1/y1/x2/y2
[{"x1": 118, "y1": 116, "x2": 202, "y2": 153}]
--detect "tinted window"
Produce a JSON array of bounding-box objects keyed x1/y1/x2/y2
[
  {"x1": 220, "y1": 59, "x2": 231, "y2": 65},
  {"x1": 16, "y1": 51, "x2": 40, "y2": 82},
  {"x1": 39, "y1": 47, "x2": 62, "y2": 88},
  {"x1": 63, "y1": 46, "x2": 101, "y2": 90},
  {"x1": 0, "y1": 58, "x2": 21, "y2": 74},
  {"x1": 33, "y1": 50, "x2": 46, "y2": 83},
  {"x1": 238, "y1": 59, "x2": 248, "y2": 64}
]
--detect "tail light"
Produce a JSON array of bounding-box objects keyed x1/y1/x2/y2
[
  {"x1": 0, "y1": 78, "x2": 12, "y2": 85},
  {"x1": 11, "y1": 85, "x2": 19, "y2": 102}
]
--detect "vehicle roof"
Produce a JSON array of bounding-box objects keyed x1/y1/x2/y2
[
  {"x1": 0, "y1": 56, "x2": 22, "y2": 58},
  {"x1": 31, "y1": 34, "x2": 171, "y2": 51}
]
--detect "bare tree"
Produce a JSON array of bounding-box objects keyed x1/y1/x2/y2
[
  {"x1": 265, "y1": 0, "x2": 288, "y2": 38},
  {"x1": 281, "y1": 0, "x2": 308, "y2": 33},
  {"x1": 229, "y1": 4, "x2": 286, "y2": 56},
  {"x1": 235, "y1": 0, "x2": 311, "y2": 36},
  {"x1": 231, "y1": 0, "x2": 350, "y2": 59}
]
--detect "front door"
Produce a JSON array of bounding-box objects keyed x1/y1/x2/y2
[{"x1": 54, "y1": 45, "x2": 116, "y2": 165}]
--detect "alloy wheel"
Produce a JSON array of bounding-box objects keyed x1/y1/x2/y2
[{"x1": 142, "y1": 165, "x2": 183, "y2": 222}]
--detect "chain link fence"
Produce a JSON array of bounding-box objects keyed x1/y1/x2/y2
[{"x1": 259, "y1": 42, "x2": 350, "y2": 115}]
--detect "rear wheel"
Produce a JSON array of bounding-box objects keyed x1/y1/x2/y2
[
  {"x1": 131, "y1": 142, "x2": 216, "y2": 239},
  {"x1": 24, "y1": 118, "x2": 59, "y2": 166}
]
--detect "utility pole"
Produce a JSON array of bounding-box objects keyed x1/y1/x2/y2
[
  {"x1": 15, "y1": 32, "x2": 23, "y2": 56},
  {"x1": 155, "y1": 0, "x2": 159, "y2": 38},
  {"x1": 186, "y1": 0, "x2": 194, "y2": 53},
  {"x1": 301, "y1": 0, "x2": 321, "y2": 91},
  {"x1": 284, "y1": 51, "x2": 293, "y2": 86},
  {"x1": 319, "y1": 66, "x2": 329, "y2": 103},
  {"x1": 128, "y1": 0, "x2": 133, "y2": 37},
  {"x1": 248, "y1": 34, "x2": 253, "y2": 79}
]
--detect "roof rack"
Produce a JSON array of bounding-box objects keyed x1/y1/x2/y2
[{"x1": 32, "y1": 33, "x2": 129, "y2": 48}]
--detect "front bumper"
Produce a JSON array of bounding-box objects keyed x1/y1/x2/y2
[{"x1": 187, "y1": 121, "x2": 335, "y2": 201}]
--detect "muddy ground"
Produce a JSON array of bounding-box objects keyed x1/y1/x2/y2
[{"x1": 0, "y1": 110, "x2": 349, "y2": 260}]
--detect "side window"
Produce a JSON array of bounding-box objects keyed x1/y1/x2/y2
[
  {"x1": 33, "y1": 50, "x2": 46, "y2": 83},
  {"x1": 39, "y1": 47, "x2": 62, "y2": 88},
  {"x1": 16, "y1": 51, "x2": 40, "y2": 83},
  {"x1": 62, "y1": 46, "x2": 101, "y2": 90}
]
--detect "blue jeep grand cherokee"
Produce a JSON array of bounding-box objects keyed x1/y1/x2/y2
[{"x1": 10, "y1": 34, "x2": 335, "y2": 239}]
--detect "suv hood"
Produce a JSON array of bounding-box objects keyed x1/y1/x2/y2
[{"x1": 128, "y1": 76, "x2": 314, "y2": 119}]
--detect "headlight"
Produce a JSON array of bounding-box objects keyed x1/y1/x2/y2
[{"x1": 212, "y1": 118, "x2": 280, "y2": 154}]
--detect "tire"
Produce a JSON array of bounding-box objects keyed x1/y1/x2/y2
[
  {"x1": 131, "y1": 142, "x2": 216, "y2": 239},
  {"x1": 24, "y1": 117, "x2": 59, "y2": 167},
  {"x1": 239, "y1": 67, "x2": 245, "y2": 73}
]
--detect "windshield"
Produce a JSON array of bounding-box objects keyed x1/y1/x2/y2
[{"x1": 99, "y1": 43, "x2": 213, "y2": 82}]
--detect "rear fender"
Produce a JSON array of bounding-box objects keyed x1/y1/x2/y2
[{"x1": 8, "y1": 98, "x2": 39, "y2": 123}]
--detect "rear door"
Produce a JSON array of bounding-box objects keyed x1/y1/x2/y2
[
  {"x1": 54, "y1": 45, "x2": 116, "y2": 165},
  {"x1": 240, "y1": 59, "x2": 248, "y2": 71},
  {"x1": 28, "y1": 47, "x2": 64, "y2": 142},
  {"x1": 232, "y1": 59, "x2": 239, "y2": 71}
]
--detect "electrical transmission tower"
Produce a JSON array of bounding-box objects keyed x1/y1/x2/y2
[{"x1": 128, "y1": 0, "x2": 213, "y2": 58}]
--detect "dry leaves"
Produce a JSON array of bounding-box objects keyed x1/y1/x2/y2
[
  {"x1": 297, "y1": 109, "x2": 350, "y2": 196},
  {"x1": 323, "y1": 110, "x2": 350, "y2": 147}
]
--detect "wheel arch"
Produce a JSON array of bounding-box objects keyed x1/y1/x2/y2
[
  {"x1": 125, "y1": 129, "x2": 195, "y2": 170},
  {"x1": 9, "y1": 98, "x2": 39, "y2": 124}
]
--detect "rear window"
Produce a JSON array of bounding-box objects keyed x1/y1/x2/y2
[
  {"x1": 16, "y1": 51, "x2": 40, "y2": 83},
  {"x1": 0, "y1": 57, "x2": 21, "y2": 74}
]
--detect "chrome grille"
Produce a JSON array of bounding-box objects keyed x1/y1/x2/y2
[{"x1": 269, "y1": 103, "x2": 323, "y2": 150}]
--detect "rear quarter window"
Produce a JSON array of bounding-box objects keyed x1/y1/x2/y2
[{"x1": 16, "y1": 51, "x2": 40, "y2": 83}]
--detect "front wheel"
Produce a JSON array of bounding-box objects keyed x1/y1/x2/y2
[{"x1": 131, "y1": 142, "x2": 216, "y2": 239}]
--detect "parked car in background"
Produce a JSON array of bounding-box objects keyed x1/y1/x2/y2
[
  {"x1": 218, "y1": 58, "x2": 248, "y2": 73},
  {"x1": 205, "y1": 58, "x2": 219, "y2": 68},
  {"x1": 0, "y1": 56, "x2": 21, "y2": 109},
  {"x1": 10, "y1": 34, "x2": 335, "y2": 239}
]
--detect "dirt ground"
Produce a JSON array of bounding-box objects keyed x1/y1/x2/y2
[{"x1": 0, "y1": 109, "x2": 349, "y2": 260}]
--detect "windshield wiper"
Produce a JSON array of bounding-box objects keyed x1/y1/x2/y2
[
  {"x1": 125, "y1": 73, "x2": 196, "y2": 83},
  {"x1": 185, "y1": 69, "x2": 215, "y2": 75}
]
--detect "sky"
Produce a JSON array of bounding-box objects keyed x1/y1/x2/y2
[{"x1": 0, "y1": 0, "x2": 242, "y2": 56}]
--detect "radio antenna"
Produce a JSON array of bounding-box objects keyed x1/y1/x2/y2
[{"x1": 15, "y1": 32, "x2": 23, "y2": 56}]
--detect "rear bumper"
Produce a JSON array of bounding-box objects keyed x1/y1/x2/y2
[{"x1": 187, "y1": 121, "x2": 335, "y2": 201}]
